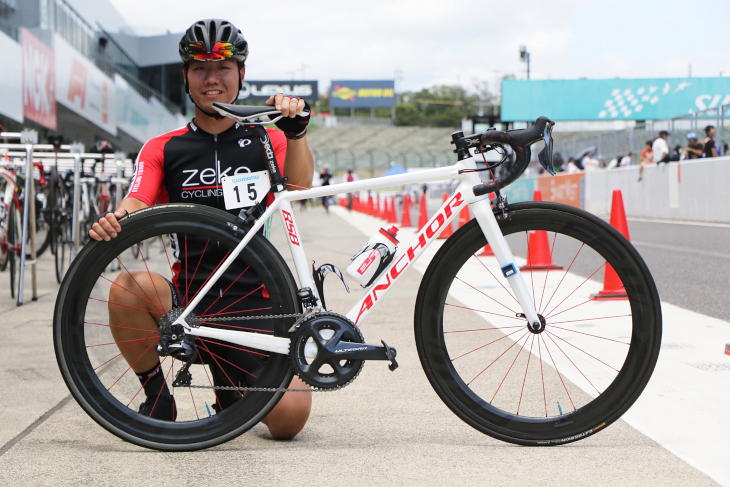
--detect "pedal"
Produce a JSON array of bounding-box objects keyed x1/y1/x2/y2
[
  {"x1": 312, "y1": 262, "x2": 350, "y2": 310},
  {"x1": 381, "y1": 340, "x2": 398, "y2": 371}
]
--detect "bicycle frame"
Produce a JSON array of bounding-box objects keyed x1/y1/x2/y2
[{"x1": 174, "y1": 154, "x2": 543, "y2": 357}]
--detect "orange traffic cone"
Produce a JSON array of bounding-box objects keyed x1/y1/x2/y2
[
  {"x1": 388, "y1": 196, "x2": 398, "y2": 223},
  {"x1": 401, "y1": 194, "x2": 413, "y2": 227},
  {"x1": 367, "y1": 194, "x2": 374, "y2": 215},
  {"x1": 418, "y1": 192, "x2": 428, "y2": 228},
  {"x1": 438, "y1": 192, "x2": 454, "y2": 239},
  {"x1": 479, "y1": 192, "x2": 496, "y2": 256},
  {"x1": 592, "y1": 190, "x2": 629, "y2": 300},
  {"x1": 458, "y1": 205, "x2": 470, "y2": 228},
  {"x1": 374, "y1": 195, "x2": 381, "y2": 218},
  {"x1": 520, "y1": 190, "x2": 562, "y2": 271}
]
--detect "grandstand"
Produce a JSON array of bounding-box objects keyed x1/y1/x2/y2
[{"x1": 307, "y1": 124, "x2": 458, "y2": 176}]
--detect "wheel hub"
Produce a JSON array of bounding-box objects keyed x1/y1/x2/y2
[{"x1": 527, "y1": 314, "x2": 547, "y2": 334}]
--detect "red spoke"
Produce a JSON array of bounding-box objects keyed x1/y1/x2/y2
[
  {"x1": 445, "y1": 303, "x2": 523, "y2": 321},
  {"x1": 149, "y1": 359, "x2": 176, "y2": 419},
  {"x1": 91, "y1": 296, "x2": 164, "y2": 315},
  {"x1": 538, "y1": 232, "x2": 559, "y2": 313},
  {"x1": 541, "y1": 243, "x2": 584, "y2": 316},
  {"x1": 113, "y1": 256, "x2": 163, "y2": 311},
  {"x1": 85, "y1": 321, "x2": 160, "y2": 334},
  {"x1": 127, "y1": 360, "x2": 165, "y2": 406},
  {"x1": 202, "y1": 285, "x2": 264, "y2": 318},
  {"x1": 107, "y1": 339, "x2": 160, "y2": 391},
  {"x1": 199, "y1": 306, "x2": 271, "y2": 318},
  {"x1": 548, "y1": 282, "x2": 626, "y2": 321},
  {"x1": 137, "y1": 243, "x2": 166, "y2": 312},
  {"x1": 546, "y1": 331, "x2": 619, "y2": 372},
  {"x1": 100, "y1": 276, "x2": 165, "y2": 312},
  {"x1": 160, "y1": 236, "x2": 174, "y2": 275},
  {"x1": 196, "y1": 337, "x2": 268, "y2": 357},
  {"x1": 199, "y1": 346, "x2": 257, "y2": 378},
  {"x1": 468, "y1": 331, "x2": 529, "y2": 386},
  {"x1": 200, "y1": 266, "x2": 250, "y2": 316},
  {"x1": 454, "y1": 278, "x2": 519, "y2": 315},
  {"x1": 189, "y1": 386, "x2": 199, "y2": 420},
  {"x1": 94, "y1": 337, "x2": 151, "y2": 371},
  {"x1": 517, "y1": 335, "x2": 536, "y2": 415},
  {"x1": 445, "y1": 325, "x2": 525, "y2": 334},
  {"x1": 186, "y1": 240, "x2": 209, "y2": 304},
  {"x1": 452, "y1": 328, "x2": 524, "y2": 361},
  {"x1": 195, "y1": 345, "x2": 222, "y2": 409},
  {"x1": 538, "y1": 337, "x2": 547, "y2": 417},
  {"x1": 88, "y1": 335, "x2": 158, "y2": 348},
  {"x1": 539, "y1": 335, "x2": 575, "y2": 411},
  {"x1": 491, "y1": 333, "x2": 530, "y2": 403},
  {"x1": 196, "y1": 341, "x2": 246, "y2": 397},
  {"x1": 545, "y1": 332, "x2": 600, "y2": 395},
  {"x1": 188, "y1": 250, "x2": 233, "y2": 310},
  {"x1": 544, "y1": 262, "x2": 607, "y2": 319},
  {"x1": 549, "y1": 324, "x2": 630, "y2": 345},
  {"x1": 473, "y1": 255, "x2": 519, "y2": 305},
  {"x1": 184, "y1": 235, "x2": 188, "y2": 305}
]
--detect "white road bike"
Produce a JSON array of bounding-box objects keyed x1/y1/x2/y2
[{"x1": 54, "y1": 104, "x2": 662, "y2": 451}]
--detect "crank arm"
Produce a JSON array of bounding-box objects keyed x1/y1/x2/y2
[{"x1": 325, "y1": 340, "x2": 398, "y2": 371}]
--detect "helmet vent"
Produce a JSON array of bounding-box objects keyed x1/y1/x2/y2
[
  {"x1": 209, "y1": 22, "x2": 217, "y2": 46},
  {"x1": 221, "y1": 26, "x2": 231, "y2": 41},
  {"x1": 193, "y1": 25, "x2": 204, "y2": 43}
]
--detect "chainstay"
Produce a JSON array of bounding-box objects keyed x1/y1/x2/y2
[{"x1": 194, "y1": 313, "x2": 303, "y2": 322}]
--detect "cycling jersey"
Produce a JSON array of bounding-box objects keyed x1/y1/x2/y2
[{"x1": 127, "y1": 120, "x2": 288, "y2": 308}]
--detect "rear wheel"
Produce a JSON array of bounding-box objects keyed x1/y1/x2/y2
[
  {"x1": 54, "y1": 204, "x2": 300, "y2": 450},
  {"x1": 415, "y1": 202, "x2": 661, "y2": 445}
]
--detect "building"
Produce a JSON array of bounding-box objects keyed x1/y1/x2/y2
[{"x1": 0, "y1": 0, "x2": 185, "y2": 153}]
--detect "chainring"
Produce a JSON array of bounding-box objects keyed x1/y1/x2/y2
[{"x1": 290, "y1": 312, "x2": 365, "y2": 389}]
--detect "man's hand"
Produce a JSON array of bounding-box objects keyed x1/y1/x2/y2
[
  {"x1": 265, "y1": 93, "x2": 306, "y2": 118},
  {"x1": 89, "y1": 208, "x2": 126, "y2": 241}
]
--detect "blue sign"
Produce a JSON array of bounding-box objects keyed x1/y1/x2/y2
[
  {"x1": 330, "y1": 80, "x2": 395, "y2": 108},
  {"x1": 502, "y1": 77, "x2": 730, "y2": 121}
]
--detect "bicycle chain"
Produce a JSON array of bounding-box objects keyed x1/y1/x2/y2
[{"x1": 183, "y1": 312, "x2": 347, "y2": 392}]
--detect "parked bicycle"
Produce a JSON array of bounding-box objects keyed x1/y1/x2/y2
[{"x1": 54, "y1": 105, "x2": 661, "y2": 451}]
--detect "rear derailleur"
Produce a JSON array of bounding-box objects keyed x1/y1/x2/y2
[{"x1": 156, "y1": 308, "x2": 198, "y2": 387}]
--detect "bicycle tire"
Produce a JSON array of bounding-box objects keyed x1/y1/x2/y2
[
  {"x1": 415, "y1": 201, "x2": 661, "y2": 446},
  {"x1": 54, "y1": 204, "x2": 300, "y2": 451}
]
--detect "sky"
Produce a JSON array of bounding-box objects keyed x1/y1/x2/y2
[{"x1": 108, "y1": 0, "x2": 730, "y2": 96}]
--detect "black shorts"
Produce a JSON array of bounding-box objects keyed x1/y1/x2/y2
[{"x1": 163, "y1": 278, "x2": 273, "y2": 387}]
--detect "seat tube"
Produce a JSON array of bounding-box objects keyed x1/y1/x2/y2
[
  {"x1": 470, "y1": 199, "x2": 540, "y2": 325},
  {"x1": 277, "y1": 198, "x2": 318, "y2": 300}
]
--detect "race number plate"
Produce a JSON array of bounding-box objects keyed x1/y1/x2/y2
[{"x1": 221, "y1": 170, "x2": 270, "y2": 210}]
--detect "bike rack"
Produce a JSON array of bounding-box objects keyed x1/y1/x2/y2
[{"x1": 0, "y1": 134, "x2": 132, "y2": 305}]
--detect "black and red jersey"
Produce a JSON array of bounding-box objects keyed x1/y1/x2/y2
[{"x1": 127, "y1": 120, "x2": 288, "y2": 308}]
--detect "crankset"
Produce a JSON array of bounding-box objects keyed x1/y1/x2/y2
[{"x1": 290, "y1": 312, "x2": 398, "y2": 389}]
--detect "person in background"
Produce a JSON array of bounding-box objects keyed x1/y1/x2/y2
[
  {"x1": 620, "y1": 152, "x2": 633, "y2": 167},
  {"x1": 652, "y1": 131, "x2": 669, "y2": 164},
  {"x1": 683, "y1": 133, "x2": 704, "y2": 160},
  {"x1": 553, "y1": 151, "x2": 565, "y2": 172},
  {"x1": 638, "y1": 141, "x2": 653, "y2": 181},
  {"x1": 565, "y1": 158, "x2": 581, "y2": 174},
  {"x1": 703, "y1": 125, "x2": 719, "y2": 158},
  {"x1": 345, "y1": 169, "x2": 356, "y2": 211},
  {"x1": 319, "y1": 166, "x2": 332, "y2": 213}
]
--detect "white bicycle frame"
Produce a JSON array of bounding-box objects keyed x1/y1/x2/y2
[{"x1": 173, "y1": 153, "x2": 542, "y2": 358}]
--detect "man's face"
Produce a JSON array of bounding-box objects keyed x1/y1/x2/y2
[
  {"x1": 184, "y1": 59, "x2": 243, "y2": 110},
  {"x1": 662, "y1": 133, "x2": 668, "y2": 139},
  {"x1": 708, "y1": 127, "x2": 717, "y2": 138}
]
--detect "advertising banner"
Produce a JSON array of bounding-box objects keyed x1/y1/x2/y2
[
  {"x1": 21, "y1": 28, "x2": 56, "y2": 130},
  {"x1": 500, "y1": 177, "x2": 535, "y2": 204},
  {"x1": 502, "y1": 77, "x2": 730, "y2": 122},
  {"x1": 54, "y1": 34, "x2": 116, "y2": 135},
  {"x1": 115, "y1": 74, "x2": 152, "y2": 143},
  {"x1": 330, "y1": 80, "x2": 395, "y2": 108},
  {"x1": 238, "y1": 80, "x2": 318, "y2": 103},
  {"x1": 0, "y1": 30, "x2": 23, "y2": 123},
  {"x1": 536, "y1": 173, "x2": 584, "y2": 208}
]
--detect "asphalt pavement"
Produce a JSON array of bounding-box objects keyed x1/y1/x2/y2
[{"x1": 0, "y1": 204, "x2": 722, "y2": 486}]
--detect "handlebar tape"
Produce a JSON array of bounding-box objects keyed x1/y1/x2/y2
[{"x1": 473, "y1": 116, "x2": 553, "y2": 197}]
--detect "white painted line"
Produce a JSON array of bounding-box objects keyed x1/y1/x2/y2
[{"x1": 331, "y1": 204, "x2": 730, "y2": 487}]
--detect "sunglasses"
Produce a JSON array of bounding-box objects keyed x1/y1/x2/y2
[{"x1": 187, "y1": 41, "x2": 235, "y2": 61}]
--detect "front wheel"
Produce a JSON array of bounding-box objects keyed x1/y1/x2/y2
[
  {"x1": 415, "y1": 202, "x2": 661, "y2": 446},
  {"x1": 54, "y1": 204, "x2": 300, "y2": 451}
]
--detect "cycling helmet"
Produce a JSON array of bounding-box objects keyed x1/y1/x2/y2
[
  {"x1": 687, "y1": 132, "x2": 697, "y2": 140},
  {"x1": 179, "y1": 19, "x2": 248, "y2": 66}
]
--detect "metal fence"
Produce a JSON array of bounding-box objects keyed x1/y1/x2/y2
[{"x1": 553, "y1": 104, "x2": 730, "y2": 162}]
